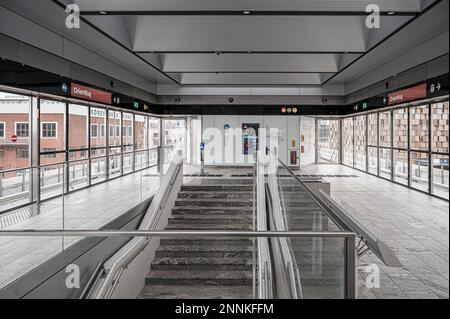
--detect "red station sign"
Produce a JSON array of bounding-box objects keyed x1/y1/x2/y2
[
  {"x1": 388, "y1": 83, "x2": 427, "y2": 106},
  {"x1": 70, "y1": 83, "x2": 112, "y2": 105}
]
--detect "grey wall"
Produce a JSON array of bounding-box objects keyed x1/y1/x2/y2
[{"x1": 345, "y1": 53, "x2": 449, "y2": 105}]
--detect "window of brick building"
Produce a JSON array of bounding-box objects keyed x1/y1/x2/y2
[
  {"x1": 16, "y1": 148, "x2": 29, "y2": 159},
  {"x1": 15, "y1": 122, "x2": 29, "y2": 137},
  {"x1": 41, "y1": 122, "x2": 57, "y2": 139}
]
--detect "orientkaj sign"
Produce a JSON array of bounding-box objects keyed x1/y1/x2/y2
[
  {"x1": 388, "y1": 83, "x2": 427, "y2": 106},
  {"x1": 70, "y1": 83, "x2": 112, "y2": 105}
]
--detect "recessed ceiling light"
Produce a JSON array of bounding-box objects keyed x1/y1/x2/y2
[
  {"x1": 387, "y1": 11, "x2": 396, "y2": 15},
  {"x1": 242, "y1": 10, "x2": 252, "y2": 15},
  {"x1": 99, "y1": 11, "x2": 108, "y2": 15}
]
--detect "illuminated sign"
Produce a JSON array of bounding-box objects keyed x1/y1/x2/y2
[
  {"x1": 388, "y1": 83, "x2": 427, "y2": 106},
  {"x1": 71, "y1": 83, "x2": 112, "y2": 105}
]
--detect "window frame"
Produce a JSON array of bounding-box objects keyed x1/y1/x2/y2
[{"x1": 40, "y1": 122, "x2": 58, "y2": 139}]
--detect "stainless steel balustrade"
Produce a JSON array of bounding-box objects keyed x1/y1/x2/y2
[
  {"x1": 266, "y1": 162, "x2": 304, "y2": 299},
  {"x1": 316, "y1": 190, "x2": 402, "y2": 268},
  {"x1": 255, "y1": 158, "x2": 273, "y2": 299}
]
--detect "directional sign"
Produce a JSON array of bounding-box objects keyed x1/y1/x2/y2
[{"x1": 427, "y1": 74, "x2": 449, "y2": 98}]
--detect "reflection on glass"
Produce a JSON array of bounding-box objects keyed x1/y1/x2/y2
[
  {"x1": 109, "y1": 147, "x2": 121, "y2": 178},
  {"x1": 0, "y1": 92, "x2": 32, "y2": 209},
  {"x1": 379, "y1": 148, "x2": 391, "y2": 179},
  {"x1": 379, "y1": 111, "x2": 391, "y2": 148},
  {"x1": 410, "y1": 105, "x2": 429, "y2": 151},
  {"x1": 393, "y1": 108, "x2": 408, "y2": 149},
  {"x1": 122, "y1": 112, "x2": 134, "y2": 174},
  {"x1": 368, "y1": 113, "x2": 378, "y2": 147},
  {"x1": 90, "y1": 107, "x2": 106, "y2": 149},
  {"x1": 354, "y1": 116, "x2": 366, "y2": 170},
  {"x1": 410, "y1": 152, "x2": 429, "y2": 192},
  {"x1": 276, "y1": 163, "x2": 345, "y2": 299},
  {"x1": 432, "y1": 102, "x2": 449, "y2": 154},
  {"x1": 393, "y1": 150, "x2": 408, "y2": 185},
  {"x1": 68, "y1": 151, "x2": 89, "y2": 190},
  {"x1": 368, "y1": 147, "x2": 378, "y2": 175},
  {"x1": 317, "y1": 120, "x2": 339, "y2": 163},
  {"x1": 342, "y1": 118, "x2": 354, "y2": 166},
  {"x1": 432, "y1": 154, "x2": 449, "y2": 199},
  {"x1": 40, "y1": 99, "x2": 66, "y2": 157},
  {"x1": 91, "y1": 155, "x2": 107, "y2": 185},
  {"x1": 135, "y1": 115, "x2": 148, "y2": 170},
  {"x1": 165, "y1": 119, "x2": 185, "y2": 160}
]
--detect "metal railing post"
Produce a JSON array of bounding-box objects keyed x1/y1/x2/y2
[{"x1": 345, "y1": 236, "x2": 357, "y2": 299}]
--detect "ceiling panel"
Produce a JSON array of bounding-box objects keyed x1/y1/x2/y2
[
  {"x1": 155, "y1": 53, "x2": 359, "y2": 73},
  {"x1": 176, "y1": 73, "x2": 330, "y2": 85},
  {"x1": 133, "y1": 16, "x2": 367, "y2": 52},
  {"x1": 74, "y1": 0, "x2": 423, "y2": 12}
]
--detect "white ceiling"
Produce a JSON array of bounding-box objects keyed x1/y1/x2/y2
[{"x1": 0, "y1": 0, "x2": 446, "y2": 87}]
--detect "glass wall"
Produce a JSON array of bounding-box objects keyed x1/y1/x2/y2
[
  {"x1": 164, "y1": 118, "x2": 186, "y2": 161},
  {"x1": 354, "y1": 116, "x2": 366, "y2": 170},
  {"x1": 317, "y1": 119, "x2": 339, "y2": 163},
  {"x1": 0, "y1": 92, "x2": 32, "y2": 210},
  {"x1": 431, "y1": 102, "x2": 449, "y2": 199},
  {"x1": 69, "y1": 104, "x2": 89, "y2": 190},
  {"x1": 40, "y1": 99, "x2": 66, "y2": 200},
  {"x1": 334, "y1": 99, "x2": 449, "y2": 200},
  {"x1": 393, "y1": 109, "x2": 408, "y2": 185},
  {"x1": 342, "y1": 118, "x2": 354, "y2": 166},
  {"x1": 149, "y1": 117, "x2": 160, "y2": 166},
  {"x1": 91, "y1": 107, "x2": 107, "y2": 185},
  {"x1": 367, "y1": 113, "x2": 378, "y2": 175},
  {"x1": 0, "y1": 88, "x2": 164, "y2": 213}
]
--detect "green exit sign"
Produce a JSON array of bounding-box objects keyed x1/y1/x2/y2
[
  {"x1": 133, "y1": 101, "x2": 139, "y2": 109},
  {"x1": 362, "y1": 102, "x2": 368, "y2": 110}
]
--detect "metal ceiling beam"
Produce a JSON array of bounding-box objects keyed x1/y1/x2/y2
[
  {"x1": 80, "y1": 11, "x2": 418, "y2": 16},
  {"x1": 135, "y1": 51, "x2": 366, "y2": 54}
]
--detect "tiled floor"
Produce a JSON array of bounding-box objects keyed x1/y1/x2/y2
[
  {"x1": 301, "y1": 164, "x2": 449, "y2": 299},
  {"x1": 0, "y1": 162, "x2": 448, "y2": 299}
]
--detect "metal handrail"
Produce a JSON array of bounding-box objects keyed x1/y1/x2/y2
[
  {"x1": 0, "y1": 146, "x2": 172, "y2": 175},
  {"x1": 268, "y1": 148, "x2": 401, "y2": 268},
  {"x1": 266, "y1": 147, "x2": 351, "y2": 232},
  {"x1": 79, "y1": 260, "x2": 104, "y2": 299},
  {"x1": 266, "y1": 166, "x2": 304, "y2": 299},
  {"x1": 316, "y1": 190, "x2": 402, "y2": 268},
  {"x1": 89, "y1": 154, "x2": 183, "y2": 299},
  {"x1": 0, "y1": 230, "x2": 355, "y2": 238},
  {"x1": 255, "y1": 157, "x2": 273, "y2": 299}
]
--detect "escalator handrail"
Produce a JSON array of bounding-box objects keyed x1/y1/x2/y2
[
  {"x1": 267, "y1": 148, "x2": 401, "y2": 268},
  {"x1": 266, "y1": 158, "x2": 304, "y2": 299}
]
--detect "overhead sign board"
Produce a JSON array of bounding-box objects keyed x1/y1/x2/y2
[
  {"x1": 71, "y1": 83, "x2": 112, "y2": 105},
  {"x1": 427, "y1": 74, "x2": 449, "y2": 98},
  {"x1": 388, "y1": 83, "x2": 427, "y2": 106}
]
